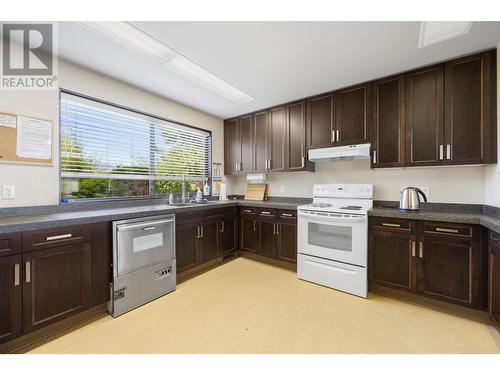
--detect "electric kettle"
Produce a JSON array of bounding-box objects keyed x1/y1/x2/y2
[{"x1": 399, "y1": 187, "x2": 427, "y2": 211}]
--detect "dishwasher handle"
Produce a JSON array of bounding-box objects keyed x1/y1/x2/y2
[{"x1": 117, "y1": 218, "x2": 174, "y2": 232}]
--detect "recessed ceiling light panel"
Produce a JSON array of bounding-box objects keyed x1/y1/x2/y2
[{"x1": 418, "y1": 21, "x2": 473, "y2": 49}]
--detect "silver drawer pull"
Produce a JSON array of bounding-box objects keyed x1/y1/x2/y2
[
  {"x1": 382, "y1": 223, "x2": 401, "y2": 228},
  {"x1": 25, "y1": 261, "x2": 31, "y2": 283},
  {"x1": 281, "y1": 213, "x2": 293, "y2": 217},
  {"x1": 435, "y1": 227, "x2": 459, "y2": 234},
  {"x1": 46, "y1": 233, "x2": 73, "y2": 241},
  {"x1": 261, "y1": 211, "x2": 272, "y2": 215},
  {"x1": 14, "y1": 264, "x2": 20, "y2": 286},
  {"x1": 243, "y1": 209, "x2": 252, "y2": 213}
]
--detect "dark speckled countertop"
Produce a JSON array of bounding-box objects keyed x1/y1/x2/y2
[
  {"x1": 0, "y1": 197, "x2": 499, "y2": 234},
  {"x1": 0, "y1": 198, "x2": 309, "y2": 234}
]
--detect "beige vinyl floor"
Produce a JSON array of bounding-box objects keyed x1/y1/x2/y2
[{"x1": 27, "y1": 257, "x2": 500, "y2": 354}]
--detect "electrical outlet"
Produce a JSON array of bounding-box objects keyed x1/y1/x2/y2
[
  {"x1": 280, "y1": 184, "x2": 285, "y2": 193},
  {"x1": 2, "y1": 185, "x2": 15, "y2": 199},
  {"x1": 419, "y1": 187, "x2": 430, "y2": 199}
]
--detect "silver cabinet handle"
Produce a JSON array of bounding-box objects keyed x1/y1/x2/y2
[
  {"x1": 411, "y1": 241, "x2": 416, "y2": 257},
  {"x1": 25, "y1": 261, "x2": 31, "y2": 283},
  {"x1": 243, "y1": 209, "x2": 252, "y2": 213},
  {"x1": 446, "y1": 144, "x2": 451, "y2": 160},
  {"x1": 301, "y1": 156, "x2": 305, "y2": 168},
  {"x1": 276, "y1": 223, "x2": 280, "y2": 235},
  {"x1": 221, "y1": 221, "x2": 225, "y2": 233},
  {"x1": 261, "y1": 211, "x2": 271, "y2": 215},
  {"x1": 439, "y1": 145, "x2": 444, "y2": 160},
  {"x1": 331, "y1": 130, "x2": 336, "y2": 143},
  {"x1": 196, "y1": 225, "x2": 201, "y2": 238},
  {"x1": 336, "y1": 130, "x2": 340, "y2": 142},
  {"x1": 435, "y1": 227, "x2": 459, "y2": 234},
  {"x1": 372, "y1": 150, "x2": 377, "y2": 164},
  {"x1": 46, "y1": 233, "x2": 72, "y2": 241},
  {"x1": 281, "y1": 213, "x2": 293, "y2": 217},
  {"x1": 419, "y1": 242, "x2": 424, "y2": 258},
  {"x1": 14, "y1": 263, "x2": 20, "y2": 286},
  {"x1": 235, "y1": 162, "x2": 238, "y2": 171},
  {"x1": 253, "y1": 220, "x2": 257, "y2": 231},
  {"x1": 268, "y1": 159, "x2": 272, "y2": 170},
  {"x1": 382, "y1": 223, "x2": 401, "y2": 228}
]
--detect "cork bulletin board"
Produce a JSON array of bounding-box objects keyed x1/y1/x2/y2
[{"x1": 0, "y1": 112, "x2": 53, "y2": 165}]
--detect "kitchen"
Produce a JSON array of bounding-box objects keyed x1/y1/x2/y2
[{"x1": 1, "y1": 7, "x2": 500, "y2": 373}]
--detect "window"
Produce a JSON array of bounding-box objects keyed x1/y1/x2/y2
[{"x1": 60, "y1": 91, "x2": 211, "y2": 200}]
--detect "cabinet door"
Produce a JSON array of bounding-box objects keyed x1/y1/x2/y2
[
  {"x1": 0, "y1": 255, "x2": 22, "y2": 344},
  {"x1": 490, "y1": 232, "x2": 500, "y2": 323},
  {"x1": 372, "y1": 75, "x2": 406, "y2": 168},
  {"x1": 269, "y1": 106, "x2": 286, "y2": 172},
  {"x1": 253, "y1": 110, "x2": 269, "y2": 173},
  {"x1": 306, "y1": 93, "x2": 334, "y2": 149},
  {"x1": 406, "y1": 65, "x2": 445, "y2": 166},
  {"x1": 445, "y1": 51, "x2": 495, "y2": 164},
  {"x1": 417, "y1": 233, "x2": 480, "y2": 309},
  {"x1": 258, "y1": 219, "x2": 276, "y2": 258},
  {"x1": 286, "y1": 100, "x2": 307, "y2": 171},
  {"x1": 239, "y1": 114, "x2": 253, "y2": 173},
  {"x1": 369, "y1": 230, "x2": 415, "y2": 291},
  {"x1": 176, "y1": 222, "x2": 199, "y2": 273},
  {"x1": 218, "y1": 216, "x2": 237, "y2": 255},
  {"x1": 240, "y1": 215, "x2": 259, "y2": 252},
  {"x1": 334, "y1": 83, "x2": 372, "y2": 145},
  {"x1": 199, "y1": 221, "x2": 219, "y2": 263},
  {"x1": 224, "y1": 119, "x2": 240, "y2": 175},
  {"x1": 277, "y1": 222, "x2": 297, "y2": 263},
  {"x1": 22, "y1": 243, "x2": 90, "y2": 333}
]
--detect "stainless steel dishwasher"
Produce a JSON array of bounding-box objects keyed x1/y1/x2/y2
[{"x1": 108, "y1": 214, "x2": 176, "y2": 317}]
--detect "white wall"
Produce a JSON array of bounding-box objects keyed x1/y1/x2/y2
[
  {"x1": 226, "y1": 161, "x2": 486, "y2": 204},
  {"x1": 0, "y1": 59, "x2": 224, "y2": 208},
  {"x1": 484, "y1": 42, "x2": 500, "y2": 208}
]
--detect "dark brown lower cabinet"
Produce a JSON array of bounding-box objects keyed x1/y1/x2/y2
[
  {"x1": 176, "y1": 208, "x2": 238, "y2": 273},
  {"x1": 0, "y1": 254, "x2": 22, "y2": 344},
  {"x1": 258, "y1": 218, "x2": 276, "y2": 258},
  {"x1": 240, "y1": 208, "x2": 297, "y2": 264},
  {"x1": 22, "y1": 243, "x2": 91, "y2": 334},
  {"x1": 176, "y1": 222, "x2": 199, "y2": 273},
  {"x1": 368, "y1": 229, "x2": 415, "y2": 291},
  {"x1": 489, "y1": 231, "x2": 500, "y2": 323},
  {"x1": 276, "y1": 221, "x2": 297, "y2": 263},
  {"x1": 369, "y1": 218, "x2": 486, "y2": 310}
]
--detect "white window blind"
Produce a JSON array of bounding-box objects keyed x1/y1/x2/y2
[{"x1": 60, "y1": 92, "x2": 211, "y2": 182}]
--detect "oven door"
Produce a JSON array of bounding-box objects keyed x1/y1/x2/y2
[{"x1": 298, "y1": 210, "x2": 367, "y2": 267}]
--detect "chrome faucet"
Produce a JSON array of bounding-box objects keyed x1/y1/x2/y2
[{"x1": 181, "y1": 175, "x2": 186, "y2": 203}]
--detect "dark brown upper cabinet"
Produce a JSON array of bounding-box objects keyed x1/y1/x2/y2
[
  {"x1": 444, "y1": 50, "x2": 496, "y2": 165},
  {"x1": 306, "y1": 93, "x2": 334, "y2": 149},
  {"x1": 224, "y1": 118, "x2": 240, "y2": 175},
  {"x1": 333, "y1": 83, "x2": 372, "y2": 146},
  {"x1": 286, "y1": 100, "x2": 308, "y2": 171},
  {"x1": 268, "y1": 106, "x2": 286, "y2": 172},
  {"x1": 406, "y1": 65, "x2": 445, "y2": 166},
  {"x1": 224, "y1": 115, "x2": 253, "y2": 175},
  {"x1": 253, "y1": 110, "x2": 269, "y2": 173},
  {"x1": 372, "y1": 75, "x2": 406, "y2": 168}
]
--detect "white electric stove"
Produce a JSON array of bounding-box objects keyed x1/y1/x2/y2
[{"x1": 297, "y1": 184, "x2": 373, "y2": 298}]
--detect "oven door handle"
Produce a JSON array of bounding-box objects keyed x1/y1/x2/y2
[{"x1": 298, "y1": 212, "x2": 366, "y2": 223}]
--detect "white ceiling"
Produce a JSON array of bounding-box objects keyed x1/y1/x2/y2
[{"x1": 58, "y1": 21, "x2": 500, "y2": 119}]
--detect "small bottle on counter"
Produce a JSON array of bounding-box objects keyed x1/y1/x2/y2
[
  {"x1": 168, "y1": 193, "x2": 174, "y2": 205},
  {"x1": 196, "y1": 188, "x2": 203, "y2": 202},
  {"x1": 203, "y1": 181, "x2": 210, "y2": 196}
]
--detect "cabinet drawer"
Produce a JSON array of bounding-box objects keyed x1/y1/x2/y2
[
  {"x1": 23, "y1": 225, "x2": 91, "y2": 252},
  {"x1": 240, "y1": 207, "x2": 257, "y2": 216},
  {"x1": 258, "y1": 208, "x2": 276, "y2": 219},
  {"x1": 0, "y1": 232, "x2": 22, "y2": 257},
  {"x1": 423, "y1": 222, "x2": 472, "y2": 238},
  {"x1": 278, "y1": 210, "x2": 297, "y2": 221},
  {"x1": 370, "y1": 217, "x2": 413, "y2": 232}
]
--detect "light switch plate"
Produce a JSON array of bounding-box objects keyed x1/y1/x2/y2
[{"x1": 2, "y1": 185, "x2": 15, "y2": 199}]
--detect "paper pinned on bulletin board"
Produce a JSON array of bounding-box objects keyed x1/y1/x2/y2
[{"x1": 16, "y1": 116, "x2": 52, "y2": 160}]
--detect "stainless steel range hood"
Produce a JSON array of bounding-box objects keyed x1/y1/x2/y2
[{"x1": 308, "y1": 143, "x2": 371, "y2": 162}]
